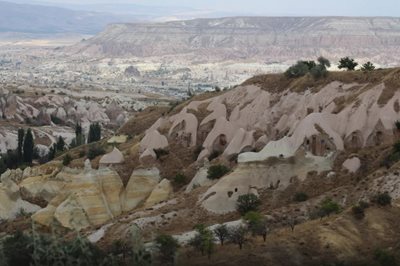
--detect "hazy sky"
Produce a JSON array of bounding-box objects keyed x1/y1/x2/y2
[{"x1": 7, "y1": 0, "x2": 400, "y2": 16}]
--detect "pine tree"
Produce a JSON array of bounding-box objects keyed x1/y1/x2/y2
[
  {"x1": 23, "y1": 128, "x2": 34, "y2": 164},
  {"x1": 88, "y1": 123, "x2": 101, "y2": 143},
  {"x1": 73, "y1": 123, "x2": 84, "y2": 146},
  {"x1": 17, "y1": 128, "x2": 25, "y2": 162},
  {"x1": 56, "y1": 136, "x2": 66, "y2": 152}
]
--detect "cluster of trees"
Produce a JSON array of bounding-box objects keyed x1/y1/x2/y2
[
  {"x1": 285, "y1": 56, "x2": 377, "y2": 80},
  {"x1": 0, "y1": 128, "x2": 34, "y2": 175},
  {"x1": 285, "y1": 56, "x2": 331, "y2": 79},
  {"x1": 0, "y1": 122, "x2": 103, "y2": 175},
  {"x1": 338, "y1": 57, "x2": 376, "y2": 71}
]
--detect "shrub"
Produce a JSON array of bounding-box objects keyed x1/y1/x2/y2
[
  {"x1": 213, "y1": 224, "x2": 230, "y2": 246},
  {"x1": 374, "y1": 248, "x2": 397, "y2": 266},
  {"x1": 338, "y1": 57, "x2": 358, "y2": 71},
  {"x1": 361, "y1": 61, "x2": 375, "y2": 71},
  {"x1": 285, "y1": 61, "x2": 310, "y2": 78},
  {"x1": 396, "y1": 121, "x2": 400, "y2": 130},
  {"x1": 173, "y1": 173, "x2": 187, "y2": 185},
  {"x1": 62, "y1": 154, "x2": 73, "y2": 166},
  {"x1": 2, "y1": 231, "x2": 33, "y2": 266},
  {"x1": 319, "y1": 198, "x2": 341, "y2": 217},
  {"x1": 236, "y1": 194, "x2": 261, "y2": 215},
  {"x1": 87, "y1": 145, "x2": 106, "y2": 160},
  {"x1": 293, "y1": 192, "x2": 309, "y2": 202},
  {"x1": 374, "y1": 192, "x2": 392, "y2": 206},
  {"x1": 207, "y1": 164, "x2": 229, "y2": 180},
  {"x1": 154, "y1": 234, "x2": 179, "y2": 265}
]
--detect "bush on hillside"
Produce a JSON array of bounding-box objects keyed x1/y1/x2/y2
[
  {"x1": 361, "y1": 61, "x2": 376, "y2": 71},
  {"x1": 373, "y1": 192, "x2": 392, "y2": 206},
  {"x1": 236, "y1": 194, "x2": 261, "y2": 215},
  {"x1": 87, "y1": 145, "x2": 106, "y2": 160},
  {"x1": 285, "y1": 61, "x2": 310, "y2": 78},
  {"x1": 338, "y1": 57, "x2": 358, "y2": 71},
  {"x1": 293, "y1": 192, "x2": 309, "y2": 202},
  {"x1": 173, "y1": 173, "x2": 187, "y2": 185},
  {"x1": 319, "y1": 198, "x2": 341, "y2": 218},
  {"x1": 207, "y1": 164, "x2": 229, "y2": 180}
]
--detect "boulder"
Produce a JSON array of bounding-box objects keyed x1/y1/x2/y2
[
  {"x1": 342, "y1": 157, "x2": 361, "y2": 173},
  {"x1": 31, "y1": 165, "x2": 124, "y2": 230},
  {"x1": 140, "y1": 130, "x2": 168, "y2": 153},
  {"x1": 99, "y1": 147, "x2": 125, "y2": 167},
  {"x1": 0, "y1": 177, "x2": 40, "y2": 220},
  {"x1": 122, "y1": 167, "x2": 161, "y2": 212},
  {"x1": 144, "y1": 179, "x2": 173, "y2": 208},
  {"x1": 185, "y1": 160, "x2": 213, "y2": 193}
]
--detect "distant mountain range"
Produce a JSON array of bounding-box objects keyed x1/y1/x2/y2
[
  {"x1": 0, "y1": 1, "x2": 240, "y2": 36},
  {"x1": 69, "y1": 16, "x2": 400, "y2": 65},
  {"x1": 0, "y1": 1, "x2": 137, "y2": 34}
]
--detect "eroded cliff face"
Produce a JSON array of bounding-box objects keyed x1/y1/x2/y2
[
  {"x1": 71, "y1": 17, "x2": 400, "y2": 64},
  {"x1": 138, "y1": 68, "x2": 400, "y2": 212}
]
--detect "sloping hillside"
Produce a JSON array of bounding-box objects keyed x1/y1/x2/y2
[{"x1": 1, "y1": 68, "x2": 400, "y2": 265}]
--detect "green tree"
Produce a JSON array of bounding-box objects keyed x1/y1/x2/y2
[
  {"x1": 154, "y1": 234, "x2": 179, "y2": 265},
  {"x1": 228, "y1": 226, "x2": 247, "y2": 250},
  {"x1": 317, "y1": 56, "x2": 331, "y2": 68},
  {"x1": 319, "y1": 198, "x2": 341, "y2": 218},
  {"x1": 285, "y1": 61, "x2": 310, "y2": 78},
  {"x1": 213, "y1": 224, "x2": 230, "y2": 246},
  {"x1": 302, "y1": 60, "x2": 317, "y2": 70},
  {"x1": 243, "y1": 211, "x2": 268, "y2": 241},
  {"x1": 236, "y1": 194, "x2": 261, "y2": 215},
  {"x1": 73, "y1": 123, "x2": 85, "y2": 146},
  {"x1": 338, "y1": 57, "x2": 358, "y2": 71},
  {"x1": 189, "y1": 225, "x2": 215, "y2": 259},
  {"x1": 88, "y1": 123, "x2": 101, "y2": 143},
  {"x1": 361, "y1": 61, "x2": 375, "y2": 71},
  {"x1": 17, "y1": 128, "x2": 25, "y2": 162},
  {"x1": 23, "y1": 128, "x2": 34, "y2": 164}
]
